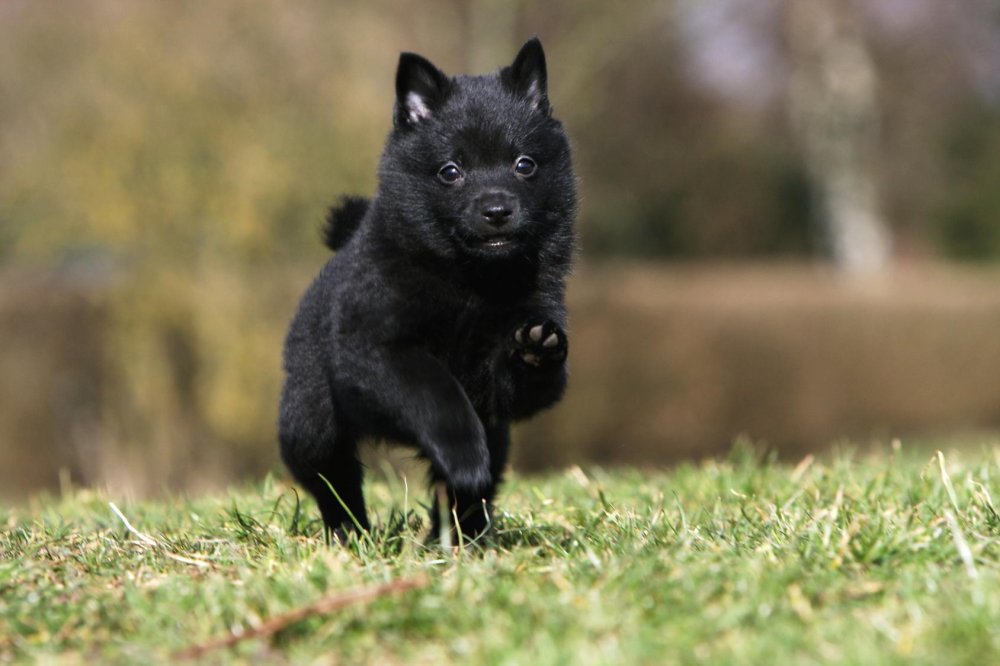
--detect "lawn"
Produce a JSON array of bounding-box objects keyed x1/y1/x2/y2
[{"x1": 2, "y1": 443, "x2": 998, "y2": 664}]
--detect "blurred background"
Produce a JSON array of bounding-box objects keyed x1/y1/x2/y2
[{"x1": 3, "y1": 0, "x2": 1000, "y2": 499}]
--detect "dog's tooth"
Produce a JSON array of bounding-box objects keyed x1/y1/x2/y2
[
  {"x1": 529, "y1": 325, "x2": 544, "y2": 342},
  {"x1": 515, "y1": 329, "x2": 524, "y2": 344},
  {"x1": 522, "y1": 353, "x2": 540, "y2": 366},
  {"x1": 542, "y1": 333, "x2": 559, "y2": 348}
]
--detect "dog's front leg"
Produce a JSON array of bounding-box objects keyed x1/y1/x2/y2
[{"x1": 342, "y1": 347, "x2": 492, "y2": 495}]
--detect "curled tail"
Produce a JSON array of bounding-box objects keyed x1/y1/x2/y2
[{"x1": 322, "y1": 196, "x2": 369, "y2": 251}]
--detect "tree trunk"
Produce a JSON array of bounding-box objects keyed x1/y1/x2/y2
[{"x1": 786, "y1": 0, "x2": 891, "y2": 273}]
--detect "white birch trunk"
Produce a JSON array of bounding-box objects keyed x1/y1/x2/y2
[{"x1": 787, "y1": 0, "x2": 891, "y2": 273}]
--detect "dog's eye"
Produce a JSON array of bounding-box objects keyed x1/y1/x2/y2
[
  {"x1": 438, "y1": 162, "x2": 464, "y2": 185},
  {"x1": 514, "y1": 156, "x2": 537, "y2": 178}
]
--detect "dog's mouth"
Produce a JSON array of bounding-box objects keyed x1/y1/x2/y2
[
  {"x1": 463, "y1": 234, "x2": 521, "y2": 256},
  {"x1": 481, "y1": 236, "x2": 514, "y2": 251}
]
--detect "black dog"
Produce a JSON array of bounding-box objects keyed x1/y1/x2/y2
[{"x1": 279, "y1": 38, "x2": 576, "y2": 541}]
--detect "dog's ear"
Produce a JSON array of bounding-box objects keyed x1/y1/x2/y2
[
  {"x1": 395, "y1": 52, "x2": 450, "y2": 128},
  {"x1": 501, "y1": 37, "x2": 548, "y2": 114}
]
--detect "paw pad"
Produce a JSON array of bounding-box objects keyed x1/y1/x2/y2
[{"x1": 513, "y1": 320, "x2": 567, "y2": 366}]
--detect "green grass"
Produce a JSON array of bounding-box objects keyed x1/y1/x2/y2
[{"x1": 2, "y1": 444, "x2": 999, "y2": 664}]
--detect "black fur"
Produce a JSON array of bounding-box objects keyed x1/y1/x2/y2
[
  {"x1": 322, "y1": 196, "x2": 369, "y2": 251},
  {"x1": 279, "y1": 38, "x2": 576, "y2": 542}
]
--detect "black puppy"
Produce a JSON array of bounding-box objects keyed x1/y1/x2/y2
[{"x1": 279, "y1": 38, "x2": 576, "y2": 541}]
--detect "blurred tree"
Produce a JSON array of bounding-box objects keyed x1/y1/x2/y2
[
  {"x1": 785, "y1": 0, "x2": 891, "y2": 273},
  {"x1": 535, "y1": 0, "x2": 815, "y2": 259}
]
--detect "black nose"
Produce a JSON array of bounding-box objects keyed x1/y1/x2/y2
[{"x1": 481, "y1": 202, "x2": 513, "y2": 227}]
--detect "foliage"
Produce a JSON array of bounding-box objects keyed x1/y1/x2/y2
[
  {"x1": 4, "y1": 1, "x2": 999, "y2": 267},
  {"x1": 0, "y1": 1, "x2": 385, "y2": 264},
  {"x1": 936, "y1": 105, "x2": 1000, "y2": 260},
  {"x1": 3, "y1": 445, "x2": 998, "y2": 663}
]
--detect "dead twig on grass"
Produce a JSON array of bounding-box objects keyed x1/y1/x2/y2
[{"x1": 174, "y1": 576, "x2": 429, "y2": 660}]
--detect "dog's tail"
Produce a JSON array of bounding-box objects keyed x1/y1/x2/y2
[{"x1": 322, "y1": 196, "x2": 369, "y2": 251}]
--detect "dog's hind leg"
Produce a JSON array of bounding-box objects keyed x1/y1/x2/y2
[
  {"x1": 279, "y1": 376, "x2": 369, "y2": 540},
  {"x1": 303, "y1": 445, "x2": 369, "y2": 540}
]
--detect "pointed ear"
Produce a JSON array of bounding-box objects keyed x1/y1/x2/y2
[
  {"x1": 394, "y1": 52, "x2": 450, "y2": 128},
  {"x1": 501, "y1": 37, "x2": 549, "y2": 114}
]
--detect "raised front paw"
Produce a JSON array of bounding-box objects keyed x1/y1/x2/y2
[{"x1": 513, "y1": 320, "x2": 567, "y2": 367}]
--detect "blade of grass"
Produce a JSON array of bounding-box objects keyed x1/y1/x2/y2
[
  {"x1": 317, "y1": 473, "x2": 375, "y2": 548},
  {"x1": 108, "y1": 502, "x2": 212, "y2": 568},
  {"x1": 436, "y1": 482, "x2": 452, "y2": 551},
  {"x1": 943, "y1": 509, "x2": 979, "y2": 581},
  {"x1": 936, "y1": 450, "x2": 961, "y2": 513}
]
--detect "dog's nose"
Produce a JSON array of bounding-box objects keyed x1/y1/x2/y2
[{"x1": 481, "y1": 202, "x2": 513, "y2": 227}]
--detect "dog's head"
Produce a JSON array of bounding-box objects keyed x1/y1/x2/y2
[{"x1": 375, "y1": 38, "x2": 576, "y2": 266}]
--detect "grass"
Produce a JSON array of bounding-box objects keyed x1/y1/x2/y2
[{"x1": 2, "y1": 443, "x2": 999, "y2": 664}]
